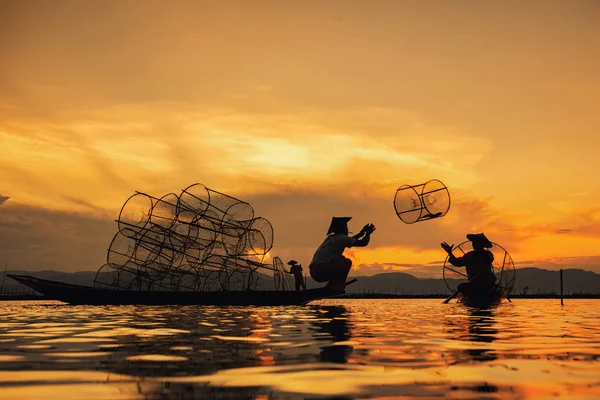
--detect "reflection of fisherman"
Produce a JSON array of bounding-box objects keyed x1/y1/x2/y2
[
  {"x1": 444, "y1": 308, "x2": 499, "y2": 364},
  {"x1": 309, "y1": 217, "x2": 376, "y2": 294},
  {"x1": 441, "y1": 233, "x2": 496, "y2": 297},
  {"x1": 286, "y1": 260, "x2": 306, "y2": 291},
  {"x1": 465, "y1": 309, "x2": 498, "y2": 362},
  {"x1": 313, "y1": 306, "x2": 352, "y2": 363}
]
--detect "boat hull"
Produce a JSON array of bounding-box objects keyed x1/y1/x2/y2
[
  {"x1": 7, "y1": 274, "x2": 338, "y2": 306},
  {"x1": 457, "y1": 289, "x2": 504, "y2": 308}
]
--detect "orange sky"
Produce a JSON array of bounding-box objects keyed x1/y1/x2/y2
[{"x1": 1, "y1": 1, "x2": 600, "y2": 275}]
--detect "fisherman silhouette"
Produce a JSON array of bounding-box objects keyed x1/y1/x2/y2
[
  {"x1": 309, "y1": 217, "x2": 376, "y2": 294},
  {"x1": 286, "y1": 260, "x2": 306, "y2": 291},
  {"x1": 441, "y1": 233, "x2": 496, "y2": 300}
]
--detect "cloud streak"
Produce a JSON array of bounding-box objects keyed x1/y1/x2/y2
[{"x1": 0, "y1": 202, "x2": 114, "y2": 271}]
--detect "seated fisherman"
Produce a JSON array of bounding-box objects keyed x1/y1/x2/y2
[
  {"x1": 441, "y1": 233, "x2": 497, "y2": 297},
  {"x1": 286, "y1": 260, "x2": 306, "y2": 291},
  {"x1": 309, "y1": 217, "x2": 376, "y2": 293}
]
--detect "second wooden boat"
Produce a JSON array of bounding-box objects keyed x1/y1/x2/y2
[{"x1": 8, "y1": 274, "x2": 353, "y2": 306}]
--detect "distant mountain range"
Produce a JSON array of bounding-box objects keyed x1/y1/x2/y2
[
  {"x1": 341, "y1": 268, "x2": 600, "y2": 295},
  {"x1": 2, "y1": 267, "x2": 599, "y2": 295}
]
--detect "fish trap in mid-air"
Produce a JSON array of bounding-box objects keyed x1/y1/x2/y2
[{"x1": 394, "y1": 179, "x2": 451, "y2": 224}]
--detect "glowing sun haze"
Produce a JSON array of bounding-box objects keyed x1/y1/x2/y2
[{"x1": 1, "y1": 1, "x2": 599, "y2": 275}]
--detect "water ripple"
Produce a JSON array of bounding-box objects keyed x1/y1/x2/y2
[{"x1": 0, "y1": 299, "x2": 599, "y2": 398}]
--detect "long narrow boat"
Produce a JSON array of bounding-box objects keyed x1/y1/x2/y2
[
  {"x1": 457, "y1": 286, "x2": 504, "y2": 309},
  {"x1": 7, "y1": 274, "x2": 349, "y2": 306}
]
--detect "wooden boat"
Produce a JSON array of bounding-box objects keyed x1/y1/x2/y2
[
  {"x1": 7, "y1": 274, "x2": 350, "y2": 306},
  {"x1": 457, "y1": 286, "x2": 504, "y2": 308}
]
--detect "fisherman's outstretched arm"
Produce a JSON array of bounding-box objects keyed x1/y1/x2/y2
[
  {"x1": 351, "y1": 225, "x2": 368, "y2": 240},
  {"x1": 354, "y1": 225, "x2": 376, "y2": 247},
  {"x1": 353, "y1": 233, "x2": 371, "y2": 247},
  {"x1": 448, "y1": 255, "x2": 467, "y2": 267},
  {"x1": 441, "y1": 242, "x2": 466, "y2": 267}
]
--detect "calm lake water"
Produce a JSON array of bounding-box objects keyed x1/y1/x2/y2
[{"x1": 0, "y1": 299, "x2": 599, "y2": 399}]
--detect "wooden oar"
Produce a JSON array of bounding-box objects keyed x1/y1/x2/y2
[
  {"x1": 345, "y1": 278, "x2": 357, "y2": 287},
  {"x1": 442, "y1": 290, "x2": 460, "y2": 304}
]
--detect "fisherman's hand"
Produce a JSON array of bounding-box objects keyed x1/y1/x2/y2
[
  {"x1": 441, "y1": 242, "x2": 454, "y2": 254},
  {"x1": 366, "y1": 223, "x2": 376, "y2": 234},
  {"x1": 360, "y1": 224, "x2": 370, "y2": 235}
]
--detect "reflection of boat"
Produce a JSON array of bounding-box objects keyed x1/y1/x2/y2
[
  {"x1": 445, "y1": 308, "x2": 499, "y2": 365},
  {"x1": 7, "y1": 274, "x2": 352, "y2": 306}
]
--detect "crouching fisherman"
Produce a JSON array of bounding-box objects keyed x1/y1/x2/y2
[
  {"x1": 441, "y1": 233, "x2": 497, "y2": 299},
  {"x1": 309, "y1": 217, "x2": 376, "y2": 294}
]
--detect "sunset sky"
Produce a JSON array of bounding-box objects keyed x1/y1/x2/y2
[{"x1": 1, "y1": 1, "x2": 600, "y2": 276}]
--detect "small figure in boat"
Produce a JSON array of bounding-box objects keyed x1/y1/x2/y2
[
  {"x1": 441, "y1": 233, "x2": 497, "y2": 298},
  {"x1": 309, "y1": 217, "x2": 376, "y2": 294},
  {"x1": 286, "y1": 260, "x2": 306, "y2": 291}
]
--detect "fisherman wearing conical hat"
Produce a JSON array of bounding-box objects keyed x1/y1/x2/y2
[
  {"x1": 441, "y1": 233, "x2": 496, "y2": 298},
  {"x1": 286, "y1": 260, "x2": 306, "y2": 291},
  {"x1": 309, "y1": 217, "x2": 376, "y2": 293}
]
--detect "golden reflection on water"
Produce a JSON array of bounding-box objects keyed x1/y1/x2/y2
[
  {"x1": 126, "y1": 354, "x2": 188, "y2": 361},
  {"x1": 0, "y1": 299, "x2": 598, "y2": 399},
  {"x1": 46, "y1": 352, "x2": 111, "y2": 357}
]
